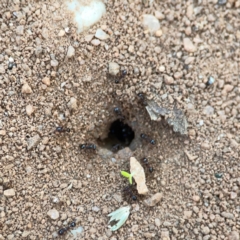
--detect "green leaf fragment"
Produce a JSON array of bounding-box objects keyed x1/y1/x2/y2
[{"x1": 120, "y1": 171, "x2": 133, "y2": 185}]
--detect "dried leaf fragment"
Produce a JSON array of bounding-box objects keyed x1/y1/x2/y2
[{"x1": 130, "y1": 157, "x2": 148, "y2": 195}]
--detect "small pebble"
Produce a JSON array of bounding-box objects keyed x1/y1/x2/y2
[
  {"x1": 228, "y1": 231, "x2": 239, "y2": 240},
  {"x1": 22, "y1": 83, "x2": 33, "y2": 94},
  {"x1": 58, "y1": 30, "x2": 65, "y2": 37},
  {"x1": 67, "y1": 46, "x2": 75, "y2": 58},
  {"x1": 4, "y1": 188, "x2": 15, "y2": 197},
  {"x1": 202, "y1": 226, "x2": 210, "y2": 235},
  {"x1": 183, "y1": 38, "x2": 197, "y2": 52},
  {"x1": 155, "y1": 218, "x2": 161, "y2": 227},
  {"x1": 26, "y1": 105, "x2": 35, "y2": 116},
  {"x1": 164, "y1": 75, "x2": 174, "y2": 85},
  {"x1": 51, "y1": 59, "x2": 59, "y2": 67},
  {"x1": 42, "y1": 77, "x2": 51, "y2": 86},
  {"x1": 27, "y1": 134, "x2": 41, "y2": 150},
  {"x1": 143, "y1": 193, "x2": 162, "y2": 207},
  {"x1": 47, "y1": 209, "x2": 59, "y2": 220},
  {"x1": 221, "y1": 211, "x2": 234, "y2": 219},
  {"x1": 91, "y1": 39, "x2": 101, "y2": 46},
  {"x1": 142, "y1": 14, "x2": 160, "y2": 33},
  {"x1": 67, "y1": 97, "x2": 77, "y2": 111},
  {"x1": 218, "y1": 0, "x2": 227, "y2": 5},
  {"x1": 0, "y1": 130, "x2": 6, "y2": 136},
  {"x1": 108, "y1": 62, "x2": 120, "y2": 76},
  {"x1": 16, "y1": 25, "x2": 24, "y2": 35},
  {"x1": 92, "y1": 206, "x2": 100, "y2": 212},
  {"x1": 95, "y1": 29, "x2": 109, "y2": 40}
]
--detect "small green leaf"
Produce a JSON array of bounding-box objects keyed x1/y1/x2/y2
[
  {"x1": 121, "y1": 171, "x2": 131, "y2": 178},
  {"x1": 128, "y1": 175, "x2": 132, "y2": 185}
]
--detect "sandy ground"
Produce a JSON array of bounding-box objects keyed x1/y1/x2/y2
[{"x1": 0, "y1": 0, "x2": 240, "y2": 239}]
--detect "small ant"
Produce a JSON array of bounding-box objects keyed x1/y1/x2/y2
[
  {"x1": 122, "y1": 185, "x2": 138, "y2": 202},
  {"x1": 140, "y1": 133, "x2": 156, "y2": 145},
  {"x1": 114, "y1": 107, "x2": 125, "y2": 120},
  {"x1": 137, "y1": 93, "x2": 147, "y2": 106},
  {"x1": 142, "y1": 157, "x2": 154, "y2": 173},
  {"x1": 55, "y1": 126, "x2": 70, "y2": 133},
  {"x1": 112, "y1": 143, "x2": 123, "y2": 152},
  {"x1": 115, "y1": 69, "x2": 127, "y2": 83},
  {"x1": 79, "y1": 144, "x2": 96, "y2": 151},
  {"x1": 58, "y1": 221, "x2": 76, "y2": 236}
]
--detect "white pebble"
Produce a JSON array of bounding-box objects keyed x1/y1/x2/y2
[
  {"x1": 67, "y1": 46, "x2": 75, "y2": 58},
  {"x1": 95, "y1": 28, "x2": 109, "y2": 40},
  {"x1": 183, "y1": 38, "x2": 197, "y2": 52},
  {"x1": 108, "y1": 62, "x2": 120, "y2": 76},
  {"x1": 142, "y1": 14, "x2": 160, "y2": 33},
  {"x1": 51, "y1": 59, "x2": 59, "y2": 67},
  {"x1": 4, "y1": 188, "x2": 15, "y2": 197},
  {"x1": 26, "y1": 105, "x2": 35, "y2": 116},
  {"x1": 47, "y1": 209, "x2": 59, "y2": 220},
  {"x1": 91, "y1": 39, "x2": 101, "y2": 46}
]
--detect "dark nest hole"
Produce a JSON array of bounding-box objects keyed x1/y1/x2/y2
[{"x1": 99, "y1": 119, "x2": 135, "y2": 153}]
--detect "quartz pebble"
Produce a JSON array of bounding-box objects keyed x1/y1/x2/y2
[
  {"x1": 95, "y1": 29, "x2": 109, "y2": 40},
  {"x1": 183, "y1": 38, "x2": 197, "y2": 52},
  {"x1": 26, "y1": 105, "x2": 35, "y2": 116},
  {"x1": 143, "y1": 193, "x2": 162, "y2": 206},
  {"x1": 47, "y1": 209, "x2": 59, "y2": 220},
  {"x1": 22, "y1": 83, "x2": 33, "y2": 94},
  {"x1": 4, "y1": 188, "x2": 15, "y2": 197},
  {"x1": 142, "y1": 14, "x2": 160, "y2": 33},
  {"x1": 67, "y1": 46, "x2": 75, "y2": 58},
  {"x1": 221, "y1": 211, "x2": 234, "y2": 219}
]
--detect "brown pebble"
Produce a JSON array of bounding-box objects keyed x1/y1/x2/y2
[
  {"x1": 143, "y1": 193, "x2": 162, "y2": 207},
  {"x1": 42, "y1": 77, "x2": 51, "y2": 86}
]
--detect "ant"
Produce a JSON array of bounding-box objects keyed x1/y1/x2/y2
[
  {"x1": 137, "y1": 93, "x2": 147, "y2": 106},
  {"x1": 114, "y1": 107, "x2": 125, "y2": 120},
  {"x1": 55, "y1": 126, "x2": 70, "y2": 133},
  {"x1": 142, "y1": 157, "x2": 154, "y2": 173},
  {"x1": 111, "y1": 143, "x2": 123, "y2": 152},
  {"x1": 115, "y1": 69, "x2": 127, "y2": 83},
  {"x1": 79, "y1": 143, "x2": 96, "y2": 151},
  {"x1": 58, "y1": 221, "x2": 76, "y2": 236},
  {"x1": 140, "y1": 133, "x2": 156, "y2": 145},
  {"x1": 122, "y1": 185, "x2": 138, "y2": 202}
]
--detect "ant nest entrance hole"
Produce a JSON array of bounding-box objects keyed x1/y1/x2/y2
[{"x1": 98, "y1": 119, "x2": 135, "y2": 153}]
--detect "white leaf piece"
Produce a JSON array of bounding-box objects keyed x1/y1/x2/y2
[{"x1": 108, "y1": 206, "x2": 131, "y2": 231}]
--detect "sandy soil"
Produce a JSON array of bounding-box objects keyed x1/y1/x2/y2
[{"x1": 0, "y1": 0, "x2": 240, "y2": 239}]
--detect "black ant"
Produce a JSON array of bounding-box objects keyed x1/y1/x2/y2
[
  {"x1": 55, "y1": 126, "x2": 70, "y2": 133},
  {"x1": 79, "y1": 143, "x2": 96, "y2": 151},
  {"x1": 122, "y1": 185, "x2": 138, "y2": 202},
  {"x1": 111, "y1": 143, "x2": 123, "y2": 152},
  {"x1": 137, "y1": 93, "x2": 147, "y2": 106},
  {"x1": 114, "y1": 107, "x2": 125, "y2": 120},
  {"x1": 115, "y1": 69, "x2": 127, "y2": 83},
  {"x1": 140, "y1": 133, "x2": 156, "y2": 145},
  {"x1": 58, "y1": 221, "x2": 76, "y2": 236},
  {"x1": 142, "y1": 157, "x2": 154, "y2": 173}
]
